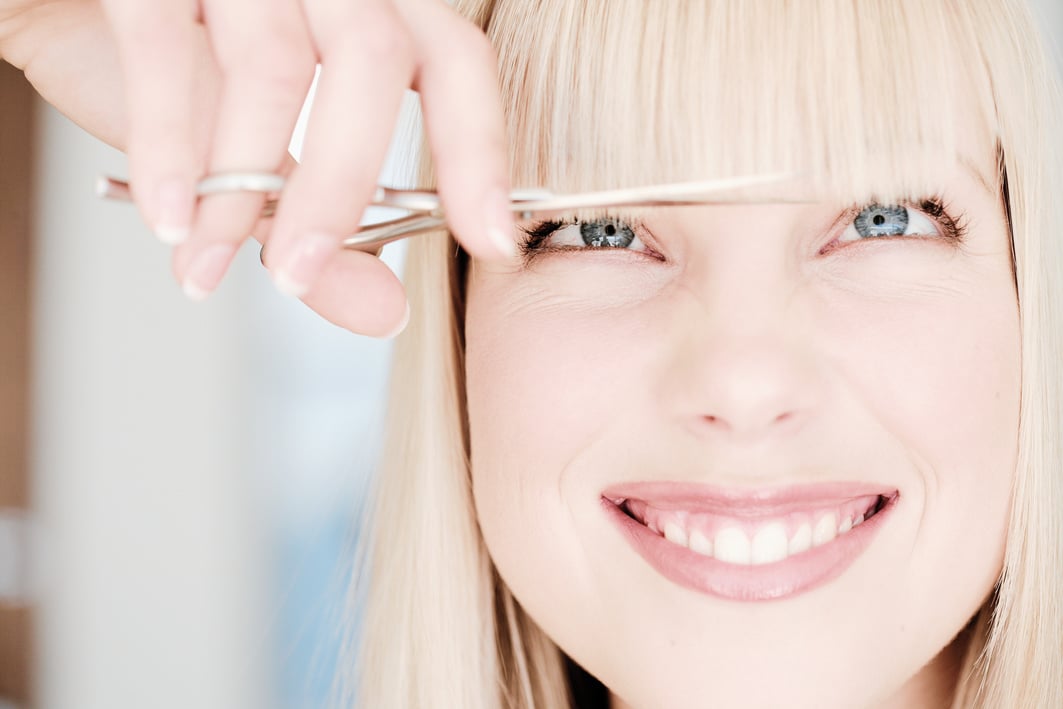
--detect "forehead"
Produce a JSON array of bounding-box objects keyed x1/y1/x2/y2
[{"x1": 489, "y1": 0, "x2": 1002, "y2": 205}]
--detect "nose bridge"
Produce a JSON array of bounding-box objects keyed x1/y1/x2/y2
[
  {"x1": 683, "y1": 208, "x2": 794, "y2": 313},
  {"x1": 662, "y1": 247, "x2": 824, "y2": 446}
]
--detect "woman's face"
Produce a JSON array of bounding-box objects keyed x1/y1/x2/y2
[{"x1": 463, "y1": 130, "x2": 1019, "y2": 706}]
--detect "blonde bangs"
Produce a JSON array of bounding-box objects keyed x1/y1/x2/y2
[{"x1": 487, "y1": 0, "x2": 1000, "y2": 205}]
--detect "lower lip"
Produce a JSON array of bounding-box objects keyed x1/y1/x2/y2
[{"x1": 601, "y1": 495, "x2": 896, "y2": 602}]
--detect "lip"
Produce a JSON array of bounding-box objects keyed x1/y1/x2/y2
[{"x1": 601, "y1": 482, "x2": 899, "y2": 602}]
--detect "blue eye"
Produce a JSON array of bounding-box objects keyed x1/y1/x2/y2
[
  {"x1": 578, "y1": 220, "x2": 638, "y2": 248},
  {"x1": 841, "y1": 204, "x2": 941, "y2": 243},
  {"x1": 520, "y1": 218, "x2": 649, "y2": 253},
  {"x1": 854, "y1": 205, "x2": 908, "y2": 236}
]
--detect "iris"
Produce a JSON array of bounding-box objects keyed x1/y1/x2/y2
[
  {"x1": 853, "y1": 205, "x2": 909, "y2": 238},
  {"x1": 579, "y1": 219, "x2": 637, "y2": 248}
]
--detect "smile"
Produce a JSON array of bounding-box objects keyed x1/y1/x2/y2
[{"x1": 601, "y1": 481, "x2": 899, "y2": 602}]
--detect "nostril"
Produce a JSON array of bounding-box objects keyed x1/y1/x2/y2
[
  {"x1": 701, "y1": 414, "x2": 730, "y2": 431},
  {"x1": 696, "y1": 406, "x2": 808, "y2": 440}
]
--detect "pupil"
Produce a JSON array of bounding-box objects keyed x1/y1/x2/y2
[
  {"x1": 605, "y1": 224, "x2": 616, "y2": 236},
  {"x1": 873, "y1": 214, "x2": 885, "y2": 226}
]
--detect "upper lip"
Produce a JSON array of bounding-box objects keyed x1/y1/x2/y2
[{"x1": 601, "y1": 480, "x2": 899, "y2": 516}]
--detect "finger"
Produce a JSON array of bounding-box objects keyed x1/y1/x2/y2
[
  {"x1": 3, "y1": 1, "x2": 130, "y2": 148},
  {"x1": 100, "y1": 0, "x2": 211, "y2": 245},
  {"x1": 260, "y1": 0, "x2": 414, "y2": 308},
  {"x1": 301, "y1": 249, "x2": 409, "y2": 338},
  {"x1": 398, "y1": 0, "x2": 515, "y2": 260},
  {"x1": 174, "y1": 0, "x2": 316, "y2": 300},
  {"x1": 250, "y1": 156, "x2": 408, "y2": 336}
]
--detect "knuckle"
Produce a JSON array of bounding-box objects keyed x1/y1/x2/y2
[
  {"x1": 227, "y1": 48, "x2": 316, "y2": 97},
  {"x1": 102, "y1": 0, "x2": 161, "y2": 33},
  {"x1": 213, "y1": 18, "x2": 315, "y2": 88},
  {"x1": 303, "y1": 164, "x2": 376, "y2": 206},
  {"x1": 354, "y1": 14, "x2": 415, "y2": 64},
  {"x1": 449, "y1": 23, "x2": 497, "y2": 65},
  {"x1": 105, "y1": 5, "x2": 194, "y2": 55},
  {"x1": 121, "y1": 26, "x2": 186, "y2": 62}
]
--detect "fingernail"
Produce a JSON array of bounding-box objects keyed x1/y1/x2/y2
[
  {"x1": 380, "y1": 302, "x2": 411, "y2": 340},
  {"x1": 182, "y1": 243, "x2": 237, "y2": 301},
  {"x1": 485, "y1": 188, "x2": 516, "y2": 258},
  {"x1": 272, "y1": 231, "x2": 338, "y2": 298},
  {"x1": 154, "y1": 178, "x2": 193, "y2": 245}
]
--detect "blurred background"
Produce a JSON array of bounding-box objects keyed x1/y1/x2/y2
[
  {"x1": 1, "y1": 65, "x2": 419, "y2": 708},
  {"x1": 1, "y1": 3, "x2": 1062, "y2": 708}
]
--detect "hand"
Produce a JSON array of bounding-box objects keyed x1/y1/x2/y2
[{"x1": 0, "y1": 0, "x2": 513, "y2": 337}]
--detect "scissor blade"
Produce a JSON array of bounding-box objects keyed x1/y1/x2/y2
[
  {"x1": 508, "y1": 172, "x2": 803, "y2": 214},
  {"x1": 344, "y1": 214, "x2": 447, "y2": 252}
]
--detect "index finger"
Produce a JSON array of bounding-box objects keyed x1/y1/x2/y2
[{"x1": 396, "y1": 0, "x2": 516, "y2": 260}]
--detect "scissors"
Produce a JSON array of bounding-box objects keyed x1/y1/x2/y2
[{"x1": 97, "y1": 171, "x2": 802, "y2": 254}]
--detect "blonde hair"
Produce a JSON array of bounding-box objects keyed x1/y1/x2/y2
[{"x1": 341, "y1": 2, "x2": 1063, "y2": 707}]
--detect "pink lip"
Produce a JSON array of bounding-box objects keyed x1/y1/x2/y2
[{"x1": 601, "y1": 481, "x2": 899, "y2": 602}]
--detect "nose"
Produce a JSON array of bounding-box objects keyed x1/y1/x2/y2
[
  {"x1": 661, "y1": 313, "x2": 826, "y2": 447},
  {"x1": 654, "y1": 208, "x2": 829, "y2": 449}
]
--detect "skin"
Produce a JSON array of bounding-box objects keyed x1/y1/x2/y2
[{"x1": 464, "y1": 132, "x2": 1020, "y2": 707}]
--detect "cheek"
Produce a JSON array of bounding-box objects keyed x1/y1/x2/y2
[
  {"x1": 465, "y1": 258, "x2": 667, "y2": 470},
  {"x1": 817, "y1": 276, "x2": 1019, "y2": 667},
  {"x1": 464, "y1": 280, "x2": 646, "y2": 598},
  {"x1": 823, "y1": 279, "x2": 1019, "y2": 514}
]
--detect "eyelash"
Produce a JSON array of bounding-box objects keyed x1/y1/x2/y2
[
  {"x1": 911, "y1": 198, "x2": 969, "y2": 241},
  {"x1": 517, "y1": 197, "x2": 970, "y2": 259}
]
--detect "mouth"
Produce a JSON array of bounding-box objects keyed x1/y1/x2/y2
[{"x1": 601, "y1": 481, "x2": 899, "y2": 601}]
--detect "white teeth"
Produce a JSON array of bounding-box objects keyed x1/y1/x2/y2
[
  {"x1": 689, "y1": 529, "x2": 713, "y2": 557},
  {"x1": 663, "y1": 522, "x2": 688, "y2": 547},
  {"x1": 714, "y1": 528, "x2": 752, "y2": 564},
  {"x1": 812, "y1": 513, "x2": 838, "y2": 546},
  {"x1": 788, "y1": 522, "x2": 812, "y2": 555},
  {"x1": 750, "y1": 522, "x2": 789, "y2": 565},
  {"x1": 648, "y1": 504, "x2": 872, "y2": 565}
]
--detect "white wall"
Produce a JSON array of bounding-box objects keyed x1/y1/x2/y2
[
  {"x1": 30, "y1": 102, "x2": 273, "y2": 709},
  {"x1": 28, "y1": 80, "x2": 418, "y2": 708},
  {"x1": 1032, "y1": 0, "x2": 1063, "y2": 60}
]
